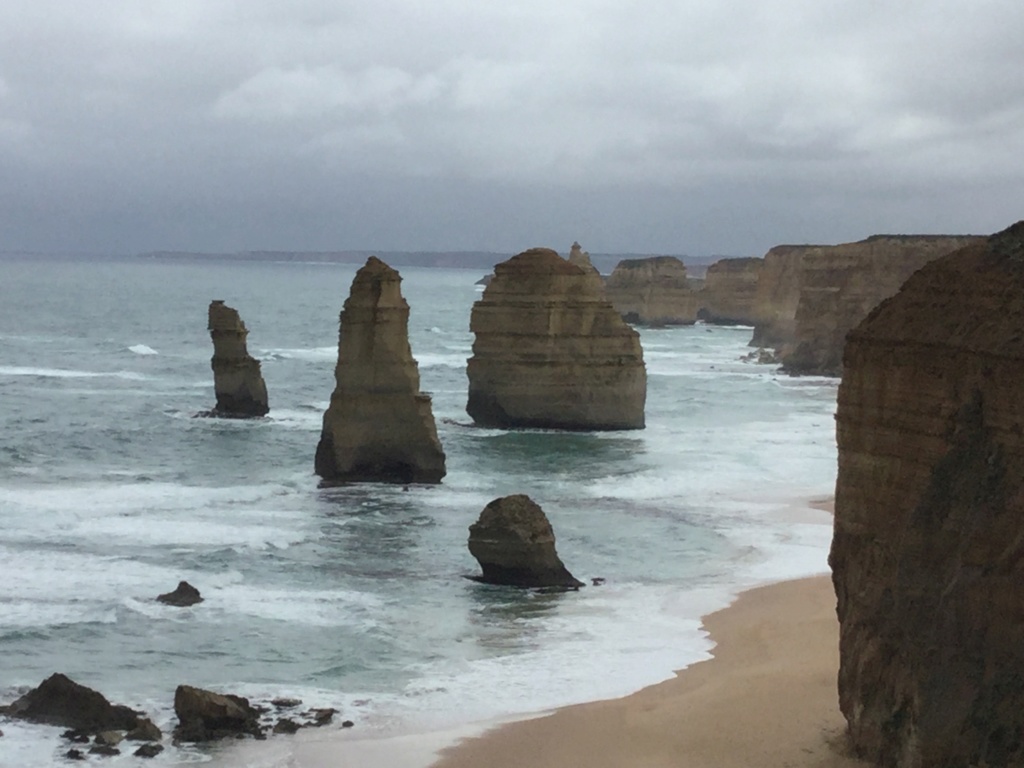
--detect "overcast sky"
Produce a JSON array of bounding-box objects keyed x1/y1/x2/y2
[{"x1": 1, "y1": 1, "x2": 1022, "y2": 255}]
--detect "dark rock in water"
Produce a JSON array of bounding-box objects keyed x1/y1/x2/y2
[
  {"x1": 61, "y1": 730, "x2": 90, "y2": 743},
  {"x1": 173, "y1": 684, "x2": 263, "y2": 742},
  {"x1": 125, "y1": 718, "x2": 162, "y2": 741},
  {"x1": 133, "y1": 743, "x2": 164, "y2": 758},
  {"x1": 271, "y1": 697, "x2": 302, "y2": 710},
  {"x1": 468, "y1": 494, "x2": 583, "y2": 588},
  {"x1": 88, "y1": 744, "x2": 120, "y2": 756},
  {"x1": 309, "y1": 708, "x2": 335, "y2": 727},
  {"x1": 156, "y1": 581, "x2": 203, "y2": 607},
  {"x1": 341, "y1": 720, "x2": 355, "y2": 728},
  {"x1": 3, "y1": 674, "x2": 139, "y2": 732},
  {"x1": 591, "y1": 577, "x2": 606, "y2": 586},
  {"x1": 93, "y1": 731, "x2": 123, "y2": 746},
  {"x1": 64, "y1": 748, "x2": 86, "y2": 760},
  {"x1": 272, "y1": 718, "x2": 301, "y2": 735},
  {"x1": 202, "y1": 300, "x2": 269, "y2": 418}
]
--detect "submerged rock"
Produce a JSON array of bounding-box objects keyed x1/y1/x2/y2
[
  {"x1": 156, "y1": 581, "x2": 203, "y2": 607},
  {"x1": 2, "y1": 674, "x2": 139, "y2": 733},
  {"x1": 831, "y1": 220, "x2": 1024, "y2": 766},
  {"x1": 314, "y1": 257, "x2": 446, "y2": 484},
  {"x1": 203, "y1": 300, "x2": 269, "y2": 418},
  {"x1": 467, "y1": 248, "x2": 646, "y2": 429},
  {"x1": 133, "y1": 743, "x2": 164, "y2": 758},
  {"x1": 468, "y1": 494, "x2": 583, "y2": 588},
  {"x1": 173, "y1": 685, "x2": 263, "y2": 742}
]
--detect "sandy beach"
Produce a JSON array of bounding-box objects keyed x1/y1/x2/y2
[{"x1": 432, "y1": 574, "x2": 863, "y2": 768}]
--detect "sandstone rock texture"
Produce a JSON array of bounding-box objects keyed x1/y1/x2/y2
[
  {"x1": 2, "y1": 674, "x2": 139, "y2": 732},
  {"x1": 604, "y1": 256, "x2": 699, "y2": 326},
  {"x1": 467, "y1": 248, "x2": 646, "y2": 430},
  {"x1": 173, "y1": 685, "x2": 262, "y2": 742},
  {"x1": 205, "y1": 300, "x2": 269, "y2": 418},
  {"x1": 749, "y1": 245, "x2": 815, "y2": 348},
  {"x1": 696, "y1": 257, "x2": 763, "y2": 325},
  {"x1": 780, "y1": 235, "x2": 980, "y2": 375},
  {"x1": 830, "y1": 221, "x2": 1024, "y2": 768},
  {"x1": 468, "y1": 494, "x2": 583, "y2": 588},
  {"x1": 315, "y1": 257, "x2": 446, "y2": 484}
]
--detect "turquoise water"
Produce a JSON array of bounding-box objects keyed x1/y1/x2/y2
[{"x1": 0, "y1": 257, "x2": 838, "y2": 765}]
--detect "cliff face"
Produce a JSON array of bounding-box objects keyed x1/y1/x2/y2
[
  {"x1": 782, "y1": 235, "x2": 981, "y2": 375},
  {"x1": 467, "y1": 248, "x2": 646, "y2": 430},
  {"x1": 696, "y1": 257, "x2": 763, "y2": 325},
  {"x1": 604, "y1": 256, "x2": 699, "y2": 326},
  {"x1": 749, "y1": 245, "x2": 813, "y2": 348},
  {"x1": 315, "y1": 257, "x2": 446, "y2": 484},
  {"x1": 205, "y1": 300, "x2": 269, "y2": 418},
  {"x1": 830, "y1": 221, "x2": 1024, "y2": 767}
]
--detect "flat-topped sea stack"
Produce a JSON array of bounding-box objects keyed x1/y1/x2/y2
[
  {"x1": 749, "y1": 244, "x2": 816, "y2": 349},
  {"x1": 831, "y1": 220, "x2": 1024, "y2": 767},
  {"x1": 696, "y1": 257, "x2": 763, "y2": 325},
  {"x1": 781, "y1": 234, "x2": 981, "y2": 375},
  {"x1": 205, "y1": 301, "x2": 269, "y2": 417},
  {"x1": 605, "y1": 256, "x2": 698, "y2": 326},
  {"x1": 468, "y1": 494, "x2": 583, "y2": 588},
  {"x1": 467, "y1": 248, "x2": 646, "y2": 430},
  {"x1": 315, "y1": 257, "x2": 446, "y2": 484}
]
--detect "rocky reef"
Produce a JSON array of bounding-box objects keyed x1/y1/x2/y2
[
  {"x1": 830, "y1": 221, "x2": 1024, "y2": 767},
  {"x1": 467, "y1": 248, "x2": 646, "y2": 429},
  {"x1": 604, "y1": 255, "x2": 698, "y2": 326},
  {"x1": 696, "y1": 257, "x2": 763, "y2": 325},
  {"x1": 203, "y1": 301, "x2": 269, "y2": 417},
  {"x1": 315, "y1": 257, "x2": 446, "y2": 484},
  {"x1": 468, "y1": 494, "x2": 583, "y2": 588}
]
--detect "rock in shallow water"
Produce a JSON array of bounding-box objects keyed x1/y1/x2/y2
[
  {"x1": 2, "y1": 673, "x2": 139, "y2": 733},
  {"x1": 202, "y1": 300, "x2": 269, "y2": 418},
  {"x1": 156, "y1": 580, "x2": 203, "y2": 607},
  {"x1": 468, "y1": 494, "x2": 583, "y2": 588},
  {"x1": 173, "y1": 685, "x2": 263, "y2": 742}
]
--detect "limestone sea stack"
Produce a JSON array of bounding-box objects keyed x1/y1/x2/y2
[
  {"x1": 205, "y1": 300, "x2": 269, "y2": 418},
  {"x1": 467, "y1": 248, "x2": 646, "y2": 430},
  {"x1": 315, "y1": 257, "x2": 446, "y2": 484},
  {"x1": 695, "y1": 257, "x2": 763, "y2": 325},
  {"x1": 605, "y1": 256, "x2": 699, "y2": 326},
  {"x1": 468, "y1": 494, "x2": 583, "y2": 588},
  {"x1": 830, "y1": 220, "x2": 1024, "y2": 767}
]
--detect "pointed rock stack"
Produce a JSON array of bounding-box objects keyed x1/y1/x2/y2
[
  {"x1": 467, "y1": 247, "x2": 646, "y2": 430},
  {"x1": 831, "y1": 220, "x2": 1024, "y2": 767},
  {"x1": 205, "y1": 301, "x2": 269, "y2": 418},
  {"x1": 315, "y1": 257, "x2": 446, "y2": 484}
]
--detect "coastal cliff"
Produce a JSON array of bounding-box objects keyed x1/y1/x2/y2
[
  {"x1": 604, "y1": 256, "x2": 698, "y2": 326},
  {"x1": 749, "y1": 245, "x2": 812, "y2": 348},
  {"x1": 204, "y1": 301, "x2": 269, "y2": 418},
  {"x1": 830, "y1": 221, "x2": 1024, "y2": 767},
  {"x1": 315, "y1": 257, "x2": 446, "y2": 484},
  {"x1": 696, "y1": 257, "x2": 763, "y2": 325},
  {"x1": 467, "y1": 248, "x2": 646, "y2": 430}
]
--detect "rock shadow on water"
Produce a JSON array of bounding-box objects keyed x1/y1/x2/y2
[{"x1": 463, "y1": 583, "x2": 568, "y2": 651}]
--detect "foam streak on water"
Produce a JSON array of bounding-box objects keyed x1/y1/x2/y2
[{"x1": 0, "y1": 259, "x2": 838, "y2": 766}]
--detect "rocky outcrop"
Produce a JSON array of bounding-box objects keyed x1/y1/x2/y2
[
  {"x1": 467, "y1": 248, "x2": 646, "y2": 430},
  {"x1": 781, "y1": 235, "x2": 981, "y2": 375},
  {"x1": 204, "y1": 301, "x2": 269, "y2": 417},
  {"x1": 468, "y1": 495, "x2": 583, "y2": 588},
  {"x1": 696, "y1": 257, "x2": 763, "y2": 324},
  {"x1": 749, "y1": 245, "x2": 815, "y2": 348},
  {"x1": 567, "y1": 241, "x2": 600, "y2": 276},
  {"x1": 830, "y1": 221, "x2": 1024, "y2": 767},
  {"x1": 2, "y1": 674, "x2": 139, "y2": 732},
  {"x1": 156, "y1": 581, "x2": 203, "y2": 607},
  {"x1": 173, "y1": 685, "x2": 262, "y2": 742},
  {"x1": 604, "y1": 256, "x2": 699, "y2": 326},
  {"x1": 315, "y1": 257, "x2": 446, "y2": 484}
]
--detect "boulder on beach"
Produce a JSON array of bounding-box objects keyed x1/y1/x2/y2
[
  {"x1": 467, "y1": 248, "x2": 646, "y2": 430},
  {"x1": 468, "y1": 494, "x2": 583, "y2": 588},
  {"x1": 315, "y1": 257, "x2": 446, "y2": 484},
  {"x1": 156, "y1": 581, "x2": 203, "y2": 607},
  {"x1": 203, "y1": 300, "x2": 269, "y2": 418},
  {"x1": 173, "y1": 684, "x2": 263, "y2": 742},
  {"x1": 1, "y1": 673, "x2": 139, "y2": 733}
]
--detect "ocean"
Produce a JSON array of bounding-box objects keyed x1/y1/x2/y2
[{"x1": 0, "y1": 256, "x2": 838, "y2": 766}]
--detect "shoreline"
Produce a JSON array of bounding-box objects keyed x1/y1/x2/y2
[{"x1": 431, "y1": 574, "x2": 862, "y2": 768}]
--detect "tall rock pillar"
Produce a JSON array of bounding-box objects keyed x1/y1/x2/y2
[{"x1": 205, "y1": 300, "x2": 269, "y2": 418}]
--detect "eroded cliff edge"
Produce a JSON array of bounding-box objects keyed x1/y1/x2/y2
[
  {"x1": 830, "y1": 220, "x2": 1024, "y2": 767},
  {"x1": 315, "y1": 257, "x2": 446, "y2": 484},
  {"x1": 467, "y1": 247, "x2": 646, "y2": 430}
]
